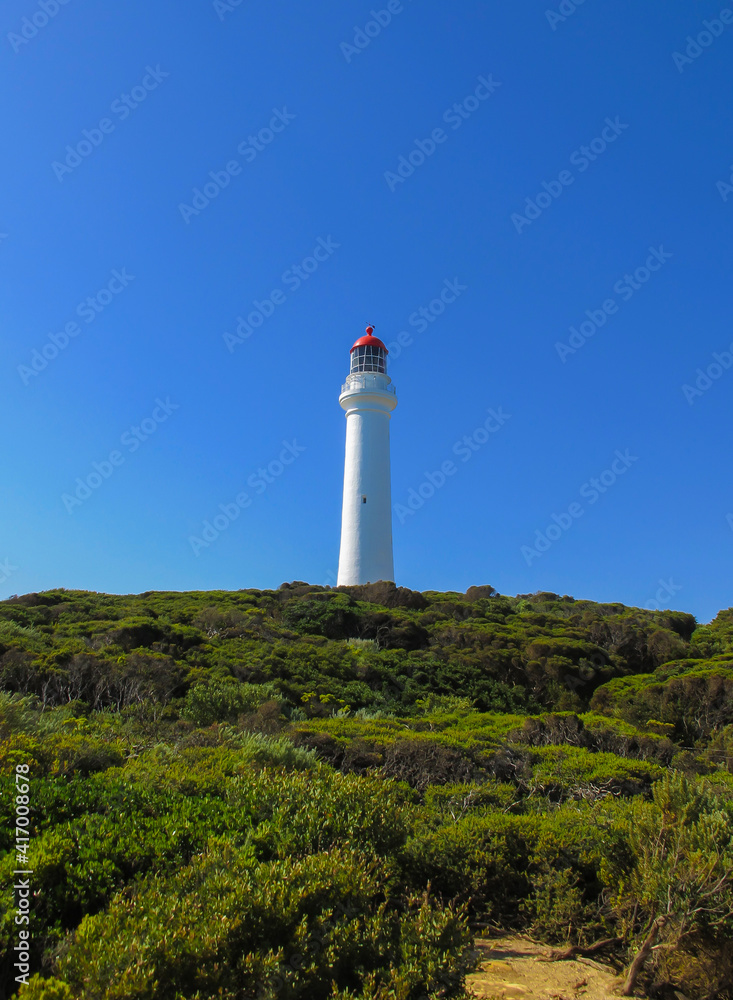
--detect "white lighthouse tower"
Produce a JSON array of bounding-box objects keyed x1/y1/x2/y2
[{"x1": 337, "y1": 326, "x2": 398, "y2": 586}]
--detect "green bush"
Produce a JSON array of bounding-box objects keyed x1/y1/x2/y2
[
  {"x1": 181, "y1": 679, "x2": 281, "y2": 726},
  {"x1": 2, "y1": 588, "x2": 733, "y2": 997},
  {"x1": 603, "y1": 771, "x2": 733, "y2": 992},
  {"x1": 35, "y1": 848, "x2": 470, "y2": 1000},
  {"x1": 403, "y1": 803, "x2": 614, "y2": 940}
]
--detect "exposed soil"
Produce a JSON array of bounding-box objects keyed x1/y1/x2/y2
[{"x1": 466, "y1": 935, "x2": 631, "y2": 1000}]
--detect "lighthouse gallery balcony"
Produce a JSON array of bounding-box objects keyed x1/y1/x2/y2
[{"x1": 341, "y1": 373, "x2": 396, "y2": 395}]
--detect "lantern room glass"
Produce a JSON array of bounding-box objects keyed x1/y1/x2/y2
[{"x1": 350, "y1": 345, "x2": 386, "y2": 374}]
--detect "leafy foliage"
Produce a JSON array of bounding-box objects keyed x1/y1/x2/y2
[{"x1": 0, "y1": 586, "x2": 732, "y2": 998}]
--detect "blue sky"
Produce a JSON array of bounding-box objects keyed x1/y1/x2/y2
[{"x1": 1, "y1": 0, "x2": 731, "y2": 622}]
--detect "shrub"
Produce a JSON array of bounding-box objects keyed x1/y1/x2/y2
[
  {"x1": 27, "y1": 849, "x2": 470, "y2": 1000},
  {"x1": 0, "y1": 692, "x2": 40, "y2": 737},
  {"x1": 181, "y1": 680, "x2": 281, "y2": 726},
  {"x1": 604, "y1": 771, "x2": 733, "y2": 994},
  {"x1": 283, "y1": 595, "x2": 360, "y2": 640}
]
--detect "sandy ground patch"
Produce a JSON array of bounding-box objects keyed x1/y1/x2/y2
[{"x1": 466, "y1": 935, "x2": 628, "y2": 1000}]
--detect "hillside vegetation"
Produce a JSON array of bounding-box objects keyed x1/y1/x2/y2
[{"x1": 1, "y1": 583, "x2": 733, "y2": 999}]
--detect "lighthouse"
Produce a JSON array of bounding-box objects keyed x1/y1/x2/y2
[{"x1": 337, "y1": 326, "x2": 398, "y2": 586}]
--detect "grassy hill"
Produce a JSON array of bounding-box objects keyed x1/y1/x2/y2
[{"x1": 1, "y1": 584, "x2": 732, "y2": 999}]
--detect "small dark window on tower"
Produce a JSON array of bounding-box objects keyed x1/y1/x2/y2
[{"x1": 361, "y1": 495, "x2": 367, "y2": 503}]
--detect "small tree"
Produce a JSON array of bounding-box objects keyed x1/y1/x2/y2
[{"x1": 606, "y1": 771, "x2": 733, "y2": 994}]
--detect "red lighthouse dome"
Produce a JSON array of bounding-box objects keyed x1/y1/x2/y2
[
  {"x1": 350, "y1": 325, "x2": 389, "y2": 354},
  {"x1": 349, "y1": 326, "x2": 388, "y2": 374}
]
